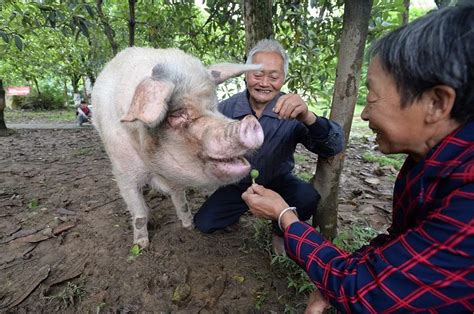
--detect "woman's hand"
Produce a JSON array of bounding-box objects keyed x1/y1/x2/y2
[
  {"x1": 242, "y1": 184, "x2": 288, "y2": 220},
  {"x1": 242, "y1": 184, "x2": 299, "y2": 230}
]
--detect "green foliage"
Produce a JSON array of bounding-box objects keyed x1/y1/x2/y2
[
  {"x1": 252, "y1": 219, "x2": 383, "y2": 306},
  {"x1": 362, "y1": 152, "x2": 406, "y2": 170},
  {"x1": 296, "y1": 171, "x2": 313, "y2": 183},
  {"x1": 275, "y1": 1, "x2": 344, "y2": 110},
  {"x1": 272, "y1": 254, "x2": 315, "y2": 295},
  {"x1": 333, "y1": 224, "x2": 379, "y2": 252},
  {"x1": 0, "y1": 1, "x2": 94, "y2": 104},
  {"x1": 0, "y1": 0, "x2": 423, "y2": 113},
  {"x1": 5, "y1": 109, "x2": 75, "y2": 123},
  {"x1": 28, "y1": 198, "x2": 39, "y2": 209},
  {"x1": 13, "y1": 89, "x2": 65, "y2": 110},
  {"x1": 254, "y1": 288, "x2": 269, "y2": 310},
  {"x1": 72, "y1": 148, "x2": 94, "y2": 157},
  {"x1": 294, "y1": 153, "x2": 313, "y2": 182},
  {"x1": 252, "y1": 219, "x2": 314, "y2": 298},
  {"x1": 129, "y1": 243, "x2": 143, "y2": 257},
  {"x1": 294, "y1": 153, "x2": 307, "y2": 163},
  {"x1": 252, "y1": 219, "x2": 272, "y2": 252},
  {"x1": 43, "y1": 280, "x2": 86, "y2": 308},
  {"x1": 410, "y1": 7, "x2": 435, "y2": 20}
]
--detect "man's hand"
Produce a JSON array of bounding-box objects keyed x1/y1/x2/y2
[{"x1": 273, "y1": 93, "x2": 316, "y2": 125}]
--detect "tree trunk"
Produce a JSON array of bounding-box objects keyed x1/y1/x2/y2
[
  {"x1": 72, "y1": 75, "x2": 81, "y2": 107},
  {"x1": 0, "y1": 79, "x2": 8, "y2": 135},
  {"x1": 87, "y1": 71, "x2": 96, "y2": 87},
  {"x1": 82, "y1": 76, "x2": 89, "y2": 103},
  {"x1": 313, "y1": 0, "x2": 373, "y2": 239},
  {"x1": 402, "y1": 0, "x2": 410, "y2": 25},
  {"x1": 243, "y1": 0, "x2": 274, "y2": 56},
  {"x1": 63, "y1": 80, "x2": 69, "y2": 107},
  {"x1": 71, "y1": 75, "x2": 80, "y2": 94},
  {"x1": 33, "y1": 78, "x2": 41, "y2": 96},
  {"x1": 96, "y1": 0, "x2": 119, "y2": 55},
  {"x1": 128, "y1": 0, "x2": 136, "y2": 47}
]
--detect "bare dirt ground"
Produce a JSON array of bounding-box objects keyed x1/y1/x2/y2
[{"x1": 0, "y1": 120, "x2": 396, "y2": 313}]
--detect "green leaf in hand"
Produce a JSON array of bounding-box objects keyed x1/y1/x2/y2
[{"x1": 250, "y1": 169, "x2": 259, "y2": 184}]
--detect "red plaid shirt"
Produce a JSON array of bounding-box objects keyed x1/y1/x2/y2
[{"x1": 284, "y1": 121, "x2": 474, "y2": 313}]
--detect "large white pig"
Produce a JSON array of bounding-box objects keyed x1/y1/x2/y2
[{"x1": 92, "y1": 47, "x2": 264, "y2": 248}]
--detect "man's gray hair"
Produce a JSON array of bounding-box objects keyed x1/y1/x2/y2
[
  {"x1": 246, "y1": 39, "x2": 289, "y2": 78},
  {"x1": 369, "y1": 4, "x2": 474, "y2": 123}
]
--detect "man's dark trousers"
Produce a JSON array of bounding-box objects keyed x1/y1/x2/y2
[{"x1": 194, "y1": 173, "x2": 320, "y2": 235}]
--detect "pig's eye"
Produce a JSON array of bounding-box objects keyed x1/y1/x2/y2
[
  {"x1": 167, "y1": 109, "x2": 190, "y2": 128},
  {"x1": 169, "y1": 108, "x2": 187, "y2": 117}
]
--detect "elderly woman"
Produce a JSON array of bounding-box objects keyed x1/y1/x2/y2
[{"x1": 242, "y1": 4, "x2": 474, "y2": 313}]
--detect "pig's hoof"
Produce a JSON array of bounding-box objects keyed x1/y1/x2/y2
[
  {"x1": 135, "y1": 237, "x2": 149, "y2": 249},
  {"x1": 180, "y1": 214, "x2": 193, "y2": 229},
  {"x1": 182, "y1": 220, "x2": 194, "y2": 229}
]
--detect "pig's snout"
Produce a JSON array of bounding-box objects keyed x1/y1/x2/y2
[
  {"x1": 239, "y1": 115, "x2": 264, "y2": 149},
  {"x1": 201, "y1": 115, "x2": 263, "y2": 182}
]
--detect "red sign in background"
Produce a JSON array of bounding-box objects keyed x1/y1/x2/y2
[{"x1": 7, "y1": 86, "x2": 30, "y2": 96}]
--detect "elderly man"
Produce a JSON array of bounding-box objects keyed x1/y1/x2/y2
[
  {"x1": 193, "y1": 39, "x2": 344, "y2": 253},
  {"x1": 243, "y1": 4, "x2": 474, "y2": 313}
]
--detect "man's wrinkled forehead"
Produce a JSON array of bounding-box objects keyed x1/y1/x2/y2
[{"x1": 252, "y1": 53, "x2": 284, "y2": 71}]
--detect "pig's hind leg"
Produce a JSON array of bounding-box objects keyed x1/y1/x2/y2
[
  {"x1": 150, "y1": 177, "x2": 193, "y2": 229},
  {"x1": 170, "y1": 190, "x2": 193, "y2": 229}
]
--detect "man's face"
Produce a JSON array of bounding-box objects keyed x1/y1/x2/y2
[
  {"x1": 245, "y1": 51, "x2": 285, "y2": 107},
  {"x1": 361, "y1": 57, "x2": 428, "y2": 157}
]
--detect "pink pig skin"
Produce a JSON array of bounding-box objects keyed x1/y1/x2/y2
[{"x1": 92, "y1": 47, "x2": 263, "y2": 248}]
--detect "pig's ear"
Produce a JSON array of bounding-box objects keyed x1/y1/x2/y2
[
  {"x1": 208, "y1": 63, "x2": 262, "y2": 85},
  {"x1": 121, "y1": 78, "x2": 175, "y2": 127}
]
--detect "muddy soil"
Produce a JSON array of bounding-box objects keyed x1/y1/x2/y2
[{"x1": 0, "y1": 125, "x2": 396, "y2": 313}]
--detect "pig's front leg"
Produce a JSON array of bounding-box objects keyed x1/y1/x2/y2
[
  {"x1": 117, "y1": 181, "x2": 150, "y2": 248},
  {"x1": 170, "y1": 190, "x2": 193, "y2": 228}
]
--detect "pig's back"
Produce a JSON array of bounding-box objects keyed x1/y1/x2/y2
[{"x1": 92, "y1": 47, "x2": 208, "y2": 131}]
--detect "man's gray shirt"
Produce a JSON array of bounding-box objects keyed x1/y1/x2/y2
[{"x1": 218, "y1": 91, "x2": 345, "y2": 185}]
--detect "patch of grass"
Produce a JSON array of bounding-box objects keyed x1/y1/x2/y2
[
  {"x1": 127, "y1": 243, "x2": 144, "y2": 261},
  {"x1": 252, "y1": 220, "x2": 382, "y2": 305},
  {"x1": 255, "y1": 288, "x2": 269, "y2": 310},
  {"x1": 272, "y1": 254, "x2": 314, "y2": 295},
  {"x1": 350, "y1": 104, "x2": 382, "y2": 139},
  {"x1": 43, "y1": 280, "x2": 86, "y2": 308},
  {"x1": 73, "y1": 148, "x2": 94, "y2": 156},
  {"x1": 5, "y1": 109, "x2": 76, "y2": 123},
  {"x1": 252, "y1": 219, "x2": 272, "y2": 252},
  {"x1": 333, "y1": 224, "x2": 379, "y2": 252},
  {"x1": 28, "y1": 198, "x2": 39, "y2": 209},
  {"x1": 253, "y1": 271, "x2": 271, "y2": 283},
  {"x1": 296, "y1": 171, "x2": 313, "y2": 183},
  {"x1": 294, "y1": 153, "x2": 306, "y2": 163},
  {"x1": 252, "y1": 220, "x2": 314, "y2": 297},
  {"x1": 351, "y1": 114, "x2": 371, "y2": 138},
  {"x1": 47, "y1": 111, "x2": 76, "y2": 122},
  {"x1": 362, "y1": 152, "x2": 405, "y2": 170}
]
